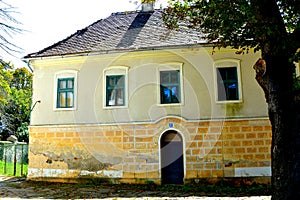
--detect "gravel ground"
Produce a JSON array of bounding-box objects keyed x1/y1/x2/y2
[{"x1": 0, "y1": 176, "x2": 271, "y2": 200}]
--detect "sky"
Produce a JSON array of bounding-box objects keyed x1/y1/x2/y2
[{"x1": 4, "y1": 0, "x2": 169, "y2": 69}]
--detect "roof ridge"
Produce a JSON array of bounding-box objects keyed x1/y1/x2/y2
[{"x1": 111, "y1": 8, "x2": 163, "y2": 16}]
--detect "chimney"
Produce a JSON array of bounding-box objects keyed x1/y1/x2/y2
[{"x1": 141, "y1": 1, "x2": 154, "y2": 12}]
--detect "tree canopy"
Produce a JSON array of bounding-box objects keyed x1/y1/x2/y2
[
  {"x1": 164, "y1": 0, "x2": 299, "y2": 60},
  {"x1": 0, "y1": 63, "x2": 32, "y2": 142},
  {"x1": 0, "y1": 1, "x2": 29, "y2": 142}
]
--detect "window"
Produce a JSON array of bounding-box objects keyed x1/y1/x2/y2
[
  {"x1": 214, "y1": 59, "x2": 242, "y2": 102},
  {"x1": 106, "y1": 75, "x2": 125, "y2": 106},
  {"x1": 54, "y1": 70, "x2": 78, "y2": 110},
  {"x1": 159, "y1": 63, "x2": 183, "y2": 105},
  {"x1": 57, "y1": 78, "x2": 74, "y2": 108},
  {"x1": 217, "y1": 67, "x2": 239, "y2": 101},
  {"x1": 103, "y1": 66, "x2": 128, "y2": 108},
  {"x1": 160, "y1": 70, "x2": 181, "y2": 104}
]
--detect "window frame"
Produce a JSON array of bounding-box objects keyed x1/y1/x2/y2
[
  {"x1": 54, "y1": 70, "x2": 78, "y2": 111},
  {"x1": 214, "y1": 59, "x2": 242, "y2": 103},
  {"x1": 158, "y1": 62, "x2": 184, "y2": 106},
  {"x1": 57, "y1": 78, "x2": 74, "y2": 108},
  {"x1": 103, "y1": 66, "x2": 129, "y2": 109}
]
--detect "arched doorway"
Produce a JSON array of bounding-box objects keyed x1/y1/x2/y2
[{"x1": 160, "y1": 130, "x2": 184, "y2": 184}]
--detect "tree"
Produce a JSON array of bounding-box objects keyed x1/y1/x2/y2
[
  {"x1": 0, "y1": 66, "x2": 32, "y2": 142},
  {"x1": 0, "y1": 1, "x2": 28, "y2": 142},
  {"x1": 163, "y1": 0, "x2": 299, "y2": 199},
  {"x1": 0, "y1": 0, "x2": 22, "y2": 56},
  {"x1": 0, "y1": 60, "x2": 12, "y2": 106},
  {"x1": 0, "y1": 60, "x2": 12, "y2": 141}
]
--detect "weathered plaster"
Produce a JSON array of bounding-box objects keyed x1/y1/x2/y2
[{"x1": 234, "y1": 167, "x2": 271, "y2": 177}]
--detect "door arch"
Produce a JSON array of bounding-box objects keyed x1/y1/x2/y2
[{"x1": 160, "y1": 130, "x2": 184, "y2": 184}]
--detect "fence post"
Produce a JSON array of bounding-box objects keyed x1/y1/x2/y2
[
  {"x1": 13, "y1": 144, "x2": 16, "y2": 176},
  {"x1": 1, "y1": 143, "x2": 3, "y2": 173},
  {"x1": 4, "y1": 143, "x2": 7, "y2": 174},
  {"x1": 21, "y1": 144, "x2": 24, "y2": 176}
]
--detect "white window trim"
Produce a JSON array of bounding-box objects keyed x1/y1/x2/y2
[
  {"x1": 213, "y1": 59, "x2": 243, "y2": 103},
  {"x1": 157, "y1": 62, "x2": 184, "y2": 106},
  {"x1": 103, "y1": 66, "x2": 129, "y2": 109},
  {"x1": 54, "y1": 70, "x2": 78, "y2": 111}
]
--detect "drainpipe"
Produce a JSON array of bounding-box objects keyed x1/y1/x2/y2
[{"x1": 23, "y1": 59, "x2": 34, "y2": 73}]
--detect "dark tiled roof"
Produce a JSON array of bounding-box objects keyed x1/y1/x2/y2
[{"x1": 25, "y1": 10, "x2": 207, "y2": 59}]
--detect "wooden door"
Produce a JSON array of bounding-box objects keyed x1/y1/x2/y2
[{"x1": 161, "y1": 131, "x2": 184, "y2": 184}]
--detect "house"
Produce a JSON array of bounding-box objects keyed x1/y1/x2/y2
[{"x1": 24, "y1": 4, "x2": 271, "y2": 184}]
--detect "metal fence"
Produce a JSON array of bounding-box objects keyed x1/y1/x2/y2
[{"x1": 0, "y1": 141, "x2": 28, "y2": 176}]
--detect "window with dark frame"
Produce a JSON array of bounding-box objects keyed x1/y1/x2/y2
[
  {"x1": 216, "y1": 67, "x2": 239, "y2": 101},
  {"x1": 106, "y1": 75, "x2": 125, "y2": 106},
  {"x1": 160, "y1": 70, "x2": 181, "y2": 104},
  {"x1": 57, "y1": 78, "x2": 74, "y2": 108}
]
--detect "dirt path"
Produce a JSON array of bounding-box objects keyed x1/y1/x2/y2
[{"x1": 0, "y1": 176, "x2": 271, "y2": 199}]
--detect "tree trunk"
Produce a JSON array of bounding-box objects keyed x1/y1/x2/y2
[
  {"x1": 263, "y1": 54, "x2": 300, "y2": 199},
  {"x1": 251, "y1": 0, "x2": 300, "y2": 199}
]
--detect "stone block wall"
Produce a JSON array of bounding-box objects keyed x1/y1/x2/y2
[{"x1": 28, "y1": 117, "x2": 271, "y2": 184}]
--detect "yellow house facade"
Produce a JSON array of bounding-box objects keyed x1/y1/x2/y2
[{"x1": 25, "y1": 8, "x2": 271, "y2": 184}]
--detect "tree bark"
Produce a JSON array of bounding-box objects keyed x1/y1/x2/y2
[
  {"x1": 267, "y1": 56, "x2": 292, "y2": 200},
  {"x1": 261, "y1": 54, "x2": 300, "y2": 199},
  {"x1": 251, "y1": 0, "x2": 300, "y2": 199}
]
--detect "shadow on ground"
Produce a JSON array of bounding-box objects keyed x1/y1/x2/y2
[{"x1": 0, "y1": 177, "x2": 271, "y2": 199}]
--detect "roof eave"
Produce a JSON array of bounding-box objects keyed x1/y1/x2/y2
[{"x1": 23, "y1": 43, "x2": 213, "y2": 61}]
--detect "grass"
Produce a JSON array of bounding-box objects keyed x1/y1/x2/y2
[{"x1": 0, "y1": 160, "x2": 28, "y2": 176}]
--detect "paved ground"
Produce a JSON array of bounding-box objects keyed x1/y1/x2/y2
[{"x1": 0, "y1": 176, "x2": 271, "y2": 200}]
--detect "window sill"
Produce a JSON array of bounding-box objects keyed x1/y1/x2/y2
[
  {"x1": 54, "y1": 108, "x2": 77, "y2": 111},
  {"x1": 158, "y1": 102, "x2": 183, "y2": 107},
  {"x1": 216, "y1": 100, "x2": 243, "y2": 104},
  {"x1": 103, "y1": 105, "x2": 128, "y2": 109}
]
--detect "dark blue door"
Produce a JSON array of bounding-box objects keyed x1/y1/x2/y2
[{"x1": 161, "y1": 131, "x2": 184, "y2": 184}]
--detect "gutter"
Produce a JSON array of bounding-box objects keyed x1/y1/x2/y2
[{"x1": 23, "y1": 43, "x2": 213, "y2": 61}]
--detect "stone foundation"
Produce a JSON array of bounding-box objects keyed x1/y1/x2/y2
[{"x1": 28, "y1": 117, "x2": 271, "y2": 184}]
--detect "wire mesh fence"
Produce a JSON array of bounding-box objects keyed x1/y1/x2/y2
[{"x1": 0, "y1": 141, "x2": 28, "y2": 176}]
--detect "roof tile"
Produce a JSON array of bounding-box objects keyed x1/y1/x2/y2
[{"x1": 25, "y1": 10, "x2": 206, "y2": 58}]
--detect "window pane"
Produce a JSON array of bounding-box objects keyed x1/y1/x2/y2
[
  {"x1": 59, "y1": 93, "x2": 66, "y2": 107},
  {"x1": 108, "y1": 89, "x2": 116, "y2": 106},
  {"x1": 227, "y1": 84, "x2": 238, "y2": 100},
  {"x1": 160, "y1": 71, "x2": 169, "y2": 84},
  {"x1": 116, "y1": 88, "x2": 124, "y2": 105},
  {"x1": 171, "y1": 86, "x2": 179, "y2": 103},
  {"x1": 108, "y1": 77, "x2": 115, "y2": 87},
  {"x1": 67, "y1": 80, "x2": 74, "y2": 89},
  {"x1": 67, "y1": 92, "x2": 74, "y2": 107},
  {"x1": 116, "y1": 76, "x2": 124, "y2": 86},
  {"x1": 59, "y1": 80, "x2": 66, "y2": 89},
  {"x1": 161, "y1": 86, "x2": 171, "y2": 103},
  {"x1": 170, "y1": 71, "x2": 179, "y2": 83},
  {"x1": 226, "y1": 68, "x2": 237, "y2": 80}
]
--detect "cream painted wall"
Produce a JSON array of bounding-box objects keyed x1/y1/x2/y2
[{"x1": 30, "y1": 47, "x2": 266, "y2": 125}]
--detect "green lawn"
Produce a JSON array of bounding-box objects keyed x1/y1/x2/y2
[{"x1": 0, "y1": 160, "x2": 28, "y2": 176}]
